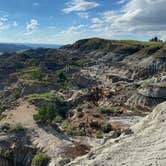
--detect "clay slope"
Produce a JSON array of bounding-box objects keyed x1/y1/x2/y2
[{"x1": 68, "y1": 101, "x2": 166, "y2": 166}]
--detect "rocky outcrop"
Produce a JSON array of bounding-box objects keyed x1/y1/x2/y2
[
  {"x1": 107, "y1": 74, "x2": 133, "y2": 83},
  {"x1": 0, "y1": 130, "x2": 36, "y2": 166},
  {"x1": 127, "y1": 83, "x2": 166, "y2": 107},
  {"x1": 62, "y1": 38, "x2": 166, "y2": 80},
  {"x1": 127, "y1": 93, "x2": 165, "y2": 107},
  {"x1": 139, "y1": 84, "x2": 166, "y2": 98},
  {"x1": 67, "y1": 102, "x2": 166, "y2": 166}
]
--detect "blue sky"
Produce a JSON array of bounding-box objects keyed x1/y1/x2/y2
[{"x1": 0, "y1": 0, "x2": 166, "y2": 44}]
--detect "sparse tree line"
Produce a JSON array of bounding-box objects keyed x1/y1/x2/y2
[{"x1": 149, "y1": 37, "x2": 164, "y2": 42}]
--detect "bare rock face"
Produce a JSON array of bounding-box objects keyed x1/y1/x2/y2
[
  {"x1": 73, "y1": 73, "x2": 97, "y2": 88},
  {"x1": 127, "y1": 82, "x2": 166, "y2": 107},
  {"x1": 126, "y1": 93, "x2": 165, "y2": 107},
  {"x1": 67, "y1": 102, "x2": 166, "y2": 166},
  {"x1": 0, "y1": 130, "x2": 36, "y2": 166},
  {"x1": 139, "y1": 84, "x2": 166, "y2": 98}
]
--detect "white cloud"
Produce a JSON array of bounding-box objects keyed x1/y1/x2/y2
[
  {"x1": 78, "y1": 12, "x2": 89, "y2": 19},
  {"x1": 0, "y1": 17, "x2": 8, "y2": 22},
  {"x1": 26, "y1": 19, "x2": 38, "y2": 33},
  {"x1": 61, "y1": 24, "x2": 86, "y2": 35},
  {"x1": 117, "y1": 0, "x2": 128, "y2": 4},
  {"x1": 55, "y1": 24, "x2": 91, "y2": 44},
  {"x1": 13, "y1": 21, "x2": 18, "y2": 27},
  {"x1": 90, "y1": 17, "x2": 104, "y2": 31},
  {"x1": 32, "y1": 2, "x2": 40, "y2": 7},
  {"x1": 1, "y1": 0, "x2": 166, "y2": 44},
  {"x1": 90, "y1": 0, "x2": 166, "y2": 40},
  {"x1": 0, "y1": 17, "x2": 9, "y2": 30},
  {"x1": 63, "y1": 0, "x2": 99, "y2": 14},
  {"x1": 49, "y1": 16, "x2": 53, "y2": 20},
  {"x1": 0, "y1": 22, "x2": 5, "y2": 30},
  {"x1": 92, "y1": 18, "x2": 103, "y2": 24}
]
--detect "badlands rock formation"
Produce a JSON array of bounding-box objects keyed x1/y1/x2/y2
[
  {"x1": 0, "y1": 38, "x2": 165, "y2": 165},
  {"x1": 68, "y1": 102, "x2": 166, "y2": 166}
]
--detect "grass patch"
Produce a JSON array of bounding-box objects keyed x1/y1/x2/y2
[
  {"x1": 17, "y1": 67, "x2": 44, "y2": 83},
  {"x1": 95, "y1": 130, "x2": 103, "y2": 139},
  {"x1": 61, "y1": 119, "x2": 111, "y2": 137},
  {"x1": 55, "y1": 66, "x2": 79, "y2": 90},
  {"x1": 10, "y1": 123, "x2": 24, "y2": 132},
  {"x1": 76, "y1": 104, "x2": 84, "y2": 112},
  {"x1": 32, "y1": 152, "x2": 49, "y2": 166},
  {"x1": 75, "y1": 38, "x2": 165, "y2": 51},
  {"x1": 99, "y1": 107, "x2": 118, "y2": 116},
  {"x1": 12, "y1": 88, "x2": 21, "y2": 100},
  {"x1": 26, "y1": 93, "x2": 64, "y2": 103},
  {"x1": 53, "y1": 115, "x2": 62, "y2": 123},
  {"x1": 0, "y1": 101, "x2": 8, "y2": 112},
  {"x1": 61, "y1": 120, "x2": 86, "y2": 136},
  {"x1": 0, "y1": 123, "x2": 24, "y2": 132}
]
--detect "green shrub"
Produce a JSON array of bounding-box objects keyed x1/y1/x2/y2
[
  {"x1": 61, "y1": 120, "x2": 69, "y2": 129},
  {"x1": 0, "y1": 123, "x2": 10, "y2": 131},
  {"x1": 65, "y1": 126, "x2": 76, "y2": 136},
  {"x1": 61, "y1": 121, "x2": 86, "y2": 136},
  {"x1": 55, "y1": 66, "x2": 79, "y2": 90},
  {"x1": 0, "y1": 123, "x2": 24, "y2": 132},
  {"x1": 27, "y1": 93, "x2": 64, "y2": 103},
  {"x1": 58, "y1": 72, "x2": 67, "y2": 81},
  {"x1": 76, "y1": 128, "x2": 86, "y2": 136},
  {"x1": 99, "y1": 107, "x2": 117, "y2": 115},
  {"x1": 12, "y1": 88, "x2": 21, "y2": 100},
  {"x1": 32, "y1": 152, "x2": 49, "y2": 166},
  {"x1": 31, "y1": 68, "x2": 43, "y2": 81},
  {"x1": 18, "y1": 67, "x2": 43, "y2": 82},
  {"x1": 10, "y1": 123, "x2": 24, "y2": 132},
  {"x1": 96, "y1": 130, "x2": 103, "y2": 139},
  {"x1": 33, "y1": 103, "x2": 61, "y2": 123},
  {"x1": 101, "y1": 123, "x2": 112, "y2": 133},
  {"x1": 33, "y1": 113, "x2": 41, "y2": 122},
  {"x1": 77, "y1": 104, "x2": 83, "y2": 112},
  {"x1": 0, "y1": 102, "x2": 8, "y2": 112},
  {"x1": 53, "y1": 115, "x2": 62, "y2": 123},
  {"x1": 100, "y1": 107, "x2": 111, "y2": 115},
  {"x1": 141, "y1": 81, "x2": 150, "y2": 88},
  {"x1": 65, "y1": 127, "x2": 86, "y2": 136}
]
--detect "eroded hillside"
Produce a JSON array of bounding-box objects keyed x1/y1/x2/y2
[{"x1": 0, "y1": 38, "x2": 165, "y2": 165}]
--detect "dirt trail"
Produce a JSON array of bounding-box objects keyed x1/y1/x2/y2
[{"x1": 0, "y1": 100, "x2": 37, "y2": 128}]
